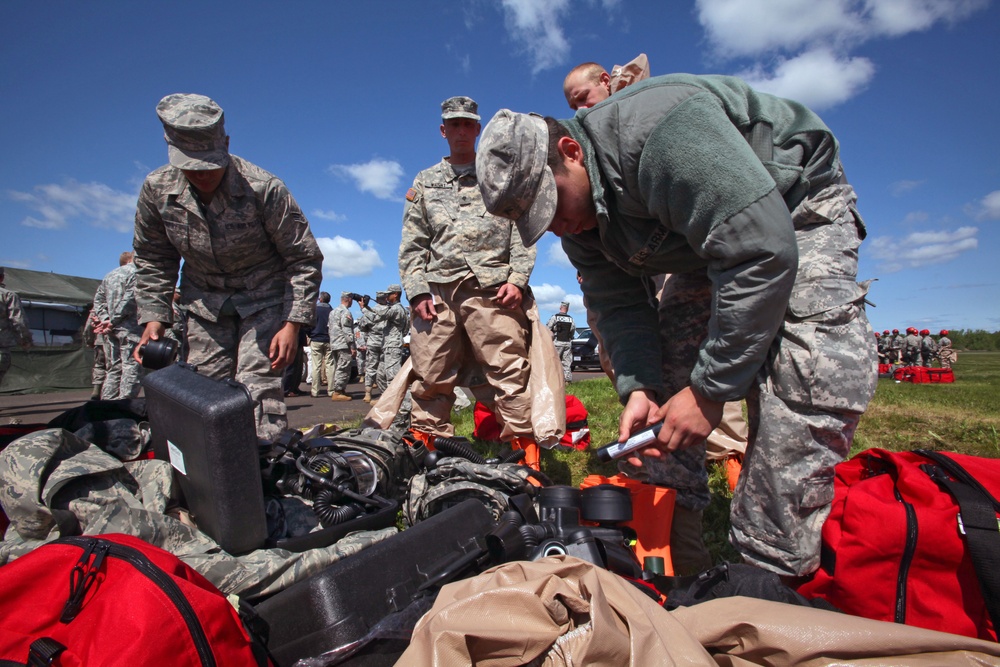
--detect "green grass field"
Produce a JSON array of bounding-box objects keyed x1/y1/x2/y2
[{"x1": 449, "y1": 351, "x2": 1000, "y2": 563}]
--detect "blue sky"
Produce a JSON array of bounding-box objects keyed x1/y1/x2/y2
[{"x1": 2, "y1": 0, "x2": 998, "y2": 332}]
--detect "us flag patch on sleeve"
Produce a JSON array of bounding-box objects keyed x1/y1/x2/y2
[{"x1": 405, "y1": 188, "x2": 417, "y2": 202}]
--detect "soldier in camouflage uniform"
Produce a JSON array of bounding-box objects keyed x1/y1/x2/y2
[
  {"x1": 359, "y1": 291, "x2": 387, "y2": 403},
  {"x1": 0, "y1": 267, "x2": 32, "y2": 389},
  {"x1": 477, "y1": 75, "x2": 878, "y2": 577},
  {"x1": 937, "y1": 329, "x2": 955, "y2": 369},
  {"x1": 377, "y1": 284, "x2": 409, "y2": 390},
  {"x1": 919, "y1": 329, "x2": 937, "y2": 367},
  {"x1": 889, "y1": 329, "x2": 904, "y2": 364},
  {"x1": 546, "y1": 301, "x2": 575, "y2": 382},
  {"x1": 902, "y1": 327, "x2": 921, "y2": 366},
  {"x1": 327, "y1": 292, "x2": 356, "y2": 401},
  {"x1": 399, "y1": 96, "x2": 539, "y2": 465},
  {"x1": 132, "y1": 94, "x2": 323, "y2": 442},
  {"x1": 83, "y1": 311, "x2": 107, "y2": 399},
  {"x1": 93, "y1": 252, "x2": 145, "y2": 400}
]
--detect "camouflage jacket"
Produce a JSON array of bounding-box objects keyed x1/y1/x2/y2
[
  {"x1": 328, "y1": 304, "x2": 355, "y2": 351},
  {"x1": 398, "y1": 159, "x2": 536, "y2": 301},
  {"x1": 133, "y1": 155, "x2": 323, "y2": 327},
  {"x1": 93, "y1": 262, "x2": 142, "y2": 333},
  {"x1": 0, "y1": 428, "x2": 394, "y2": 600},
  {"x1": 375, "y1": 302, "x2": 408, "y2": 349},
  {"x1": 0, "y1": 285, "x2": 31, "y2": 350},
  {"x1": 358, "y1": 303, "x2": 387, "y2": 348}
]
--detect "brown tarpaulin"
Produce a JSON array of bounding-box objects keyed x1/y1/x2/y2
[{"x1": 400, "y1": 556, "x2": 1000, "y2": 666}]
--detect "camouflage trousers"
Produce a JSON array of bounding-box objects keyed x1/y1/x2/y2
[
  {"x1": 330, "y1": 347, "x2": 353, "y2": 393},
  {"x1": 627, "y1": 183, "x2": 877, "y2": 577},
  {"x1": 308, "y1": 340, "x2": 333, "y2": 396},
  {"x1": 554, "y1": 341, "x2": 573, "y2": 382},
  {"x1": 365, "y1": 343, "x2": 382, "y2": 390},
  {"x1": 381, "y1": 346, "x2": 404, "y2": 391},
  {"x1": 101, "y1": 326, "x2": 143, "y2": 400},
  {"x1": 185, "y1": 304, "x2": 286, "y2": 443},
  {"x1": 409, "y1": 277, "x2": 532, "y2": 438},
  {"x1": 91, "y1": 339, "x2": 107, "y2": 388}
]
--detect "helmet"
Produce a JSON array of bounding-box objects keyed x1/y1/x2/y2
[
  {"x1": 882, "y1": 330, "x2": 890, "y2": 335},
  {"x1": 920, "y1": 329, "x2": 929, "y2": 336},
  {"x1": 940, "y1": 329, "x2": 949, "y2": 336},
  {"x1": 892, "y1": 329, "x2": 899, "y2": 334},
  {"x1": 874, "y1": 332, "x2": 881, "y2": 337}
]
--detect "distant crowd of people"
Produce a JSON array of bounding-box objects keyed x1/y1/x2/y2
[{"x1": 875, "y1": 328, "x2": 956, "y2": 369}]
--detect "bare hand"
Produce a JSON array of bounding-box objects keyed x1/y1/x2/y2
[
  {"x1": 412, "y1": 295, "x2": 436, "y2": 322},
  {"x1": 134, "y1": 321, "x2": 167, "y2": 363},
  {"x1": 494, "y1": 283, "x2": 523, "y2": 309},
  {"x1": 269, "y1": 321, "x2": 300, "y2": 370},
  {"x1": 623, "y1": 386, "x2": 724, "y2": 466}
]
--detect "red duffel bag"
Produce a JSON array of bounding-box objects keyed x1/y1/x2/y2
[
  {"x1": 0, "y1": 534, "x2": 270, "y2": 666},
  {"x1": 797, "y1": 448, "x2": 1000, "y2": 641}
]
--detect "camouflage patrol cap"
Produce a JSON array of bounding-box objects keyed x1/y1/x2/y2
[
  {"x1": 441, "y1": 96, "x2": 480, "y2": 121},
  {"x1": 156, "y1": 93, "x2": 230, "y2": 171},
  {"x1": 476, "y1": 109, "x2": 556, "y2": 247},
  {"x1": 376, "y1": 290, "x2": 388, "y2": 298},
  {"x1": 386, "y1": 283, "x2": 402, "y2": 294},
  {"x1": 560, "y1": 301, "x2": 569, "y2": 308},
  {"x1": 341, "y1": 291, "x2": 353, "y2": 300}
]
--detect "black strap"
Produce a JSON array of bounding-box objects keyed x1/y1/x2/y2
[
  {"x1": 27, "y1": 638, "x2": 66, "y2": 667},
  {"x1": 918, "y1": 450, "x2": 1000, "y2": 631}
]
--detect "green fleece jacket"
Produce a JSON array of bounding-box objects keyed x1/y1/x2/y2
[{"x1": 561, "y1": 74, "x2": 843, "y2": 403}]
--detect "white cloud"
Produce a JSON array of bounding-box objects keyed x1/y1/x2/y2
[
  {"x1": 739, "y1": 49, "x2": 874, "y2": 109},
  {"x1": 316, "y1": 236, "x2": 385, "y2": 278},
  {"x1": 311, "y1": 209, "x2": 347, "y2": 222},
  {"x1": 970, "y1": 190, "x2": 1000, "y2": 220},
  {"x1": 8, "y1": 180, "x2": 136, "y2": 232},
  {"x1": 498, "y1": 0, "x2": 571, "y2": 74},
  {"x1": 902, "y1": 211, "x2": 929, "y2": 225},
  {"x1": 868, "y1": 226, "x2": 978, "y2": 272},
  {"x1": 865, "y1": 0, "x2": 988, "y2": 37},
  {"x1": 890, "y1": 179, "x2": 925, "y2": 197},
  {"x1": 545, "y1": 240, "x2": 574, "y2": 268},
  {"x1": 697, "y1": 0, "x2": 861, "y2": 58},
  {"x1": 328, "y1": 159, "x2": 405, "y2": 201},
  {"x1": 530, "y1": 281, "x2": 584, "y2": 316},
  {"x1": 696, "y1": 0, "x2": 988, "y2": 107}
]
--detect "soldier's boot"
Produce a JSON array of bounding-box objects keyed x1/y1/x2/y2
[
  {"x1": 363, "y1": 389, "x2": 372, "y2": 403},
  {"x1": 511, "y1": 436, "x2": 541, "y2": 471},
  {"x1": 669, "y1": 505, "x2": 713, "y2": 576},
  {"x1": 407, "y1": 429, "x2": 436, "y2": 451},
  {"x1": 330, "y1": 392, "x2": 352, "y2": 402}
]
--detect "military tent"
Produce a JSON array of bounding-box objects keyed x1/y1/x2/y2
[{"x1": 1, "y1": 268, "x2": 102, "y2": 395}]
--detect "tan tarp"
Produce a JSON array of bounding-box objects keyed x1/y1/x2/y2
[{"x1": 400, "y1": 556, "x2": 1000, "y2": 666}]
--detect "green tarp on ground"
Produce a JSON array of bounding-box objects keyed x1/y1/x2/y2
[{"x1": 2, "y1": 268, "x2": 102, "y2": 396}]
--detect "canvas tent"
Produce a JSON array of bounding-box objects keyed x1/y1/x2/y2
[{"x1": 1, "y1": 268, "x2": 102, "y2": 395}]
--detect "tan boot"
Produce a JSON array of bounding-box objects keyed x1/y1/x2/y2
[
  {"x1": 363, "y1": 389, "x2": 372, "y2": 403},
  {"x1": 330, "y1": 392, "x2": 352, "y2": 402}
]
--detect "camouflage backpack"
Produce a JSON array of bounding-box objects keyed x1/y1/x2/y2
[{"x1": 404, "y1": 457, "x2": 544, "y2": 526}]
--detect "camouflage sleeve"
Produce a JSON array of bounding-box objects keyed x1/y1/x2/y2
[
  {"x1": 546, "y1": 314, "x2": 557, "y2": 334},
  {"x1": 92, "y1": 279, "x2": 109, "y2": 323},
  {"x1": 133, "y1": 179, "x2": 181, "y2": 325},
  {"x1": 506, "y1": 222, "x2": 536, "y2": 290},
  {"x1": 398, "y1": 179, "x2": 432, "y2": 301},
  {"x1": 262, "y1": 178, "x2": 323, "y2": 326}
]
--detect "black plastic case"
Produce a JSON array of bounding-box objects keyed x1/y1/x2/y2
[
  {"x1": 256, "y1": 499, "x2": 497, "y2": 666},
  {"x1": 142, "y1": 362, "x2": 268, "y2": 555}
]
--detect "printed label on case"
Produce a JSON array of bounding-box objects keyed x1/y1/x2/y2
[{"x1": 167, "y1": 439, "x2": 187, "y2": 476}]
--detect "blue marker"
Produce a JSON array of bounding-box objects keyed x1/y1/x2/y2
[{"x1": 595, "y1": 422, "x2": 662, "y2": 463}]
